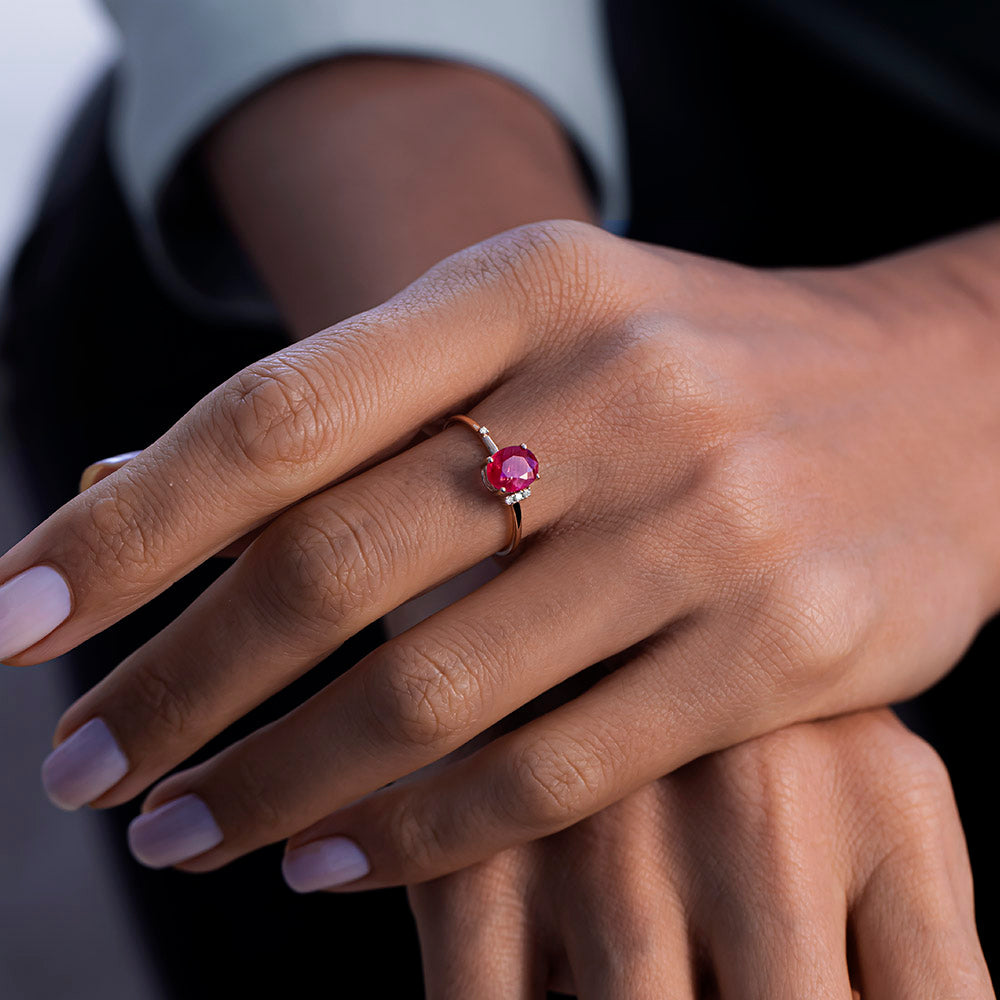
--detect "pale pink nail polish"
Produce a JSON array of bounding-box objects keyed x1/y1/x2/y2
[
  {"x1": 282, "y1": 837, "x2": 371, "y2": 892},
  {"x1": 41, "y1": 717, "x2": 129, "y2": 810},
  {"x1": 0, "y1": 565, "x2": 73, "y2": 661},
  {"x1": 128, "y1": 795, "x2": 223, "y2": 868}
]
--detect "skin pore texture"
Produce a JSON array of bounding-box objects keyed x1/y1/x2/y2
[{"x1": 1, "y1": 57, "x2": 996, "y2": 996}]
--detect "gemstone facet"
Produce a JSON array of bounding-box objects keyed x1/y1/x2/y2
[{"x1": 484, "y1": 445, "x2": 538, "y2": 495}]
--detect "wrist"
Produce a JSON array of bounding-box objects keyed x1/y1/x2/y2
[
  {"x1": 203, "y1": 55, "x2": 595, "y2": 338},
  {"x1": 849, "y1": 231, "x2": 1000, "y2": 617},
  {"x1": 779, "y1": 230, "x2": 1000, "y2": 620}
]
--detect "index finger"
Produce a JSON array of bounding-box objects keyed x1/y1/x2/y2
[{"x1": 0, "y1": 221, "x2": 601, "y2": 666}]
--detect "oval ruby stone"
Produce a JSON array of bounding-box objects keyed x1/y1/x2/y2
[{"x1": 485, "y1": 445, "x2": 538, "y2": 493}]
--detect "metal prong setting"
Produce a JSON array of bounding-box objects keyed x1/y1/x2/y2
[{"x1": 478, "y1": 425, "x2": 499, "y2": 455}]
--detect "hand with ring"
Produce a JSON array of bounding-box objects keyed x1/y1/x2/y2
[{"x1": 1, "y1": 217, "x2": 999, "y2": 893}]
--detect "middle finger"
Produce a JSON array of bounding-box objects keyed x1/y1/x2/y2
[{"x1": 408, "y1": 851, "x2": 547, "y2": 1000}]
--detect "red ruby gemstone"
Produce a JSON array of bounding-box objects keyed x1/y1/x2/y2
[{"x1": 485, "y1": 445, "x2": 538, "y2": 493}]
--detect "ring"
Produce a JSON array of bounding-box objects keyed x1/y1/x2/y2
[{"x1": 445, "y1": 414, "x2": 540, "y2": 556}]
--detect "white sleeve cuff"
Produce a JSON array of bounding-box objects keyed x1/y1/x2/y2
[{"x1": 102, "y1": 0, "x2": 628, "y2": 317}]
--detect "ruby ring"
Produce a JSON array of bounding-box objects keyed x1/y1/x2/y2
[{"x1": 445, "y1": 414, "x2": 540, "y2": 556}]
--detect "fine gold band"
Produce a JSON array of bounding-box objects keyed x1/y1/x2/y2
[{"x1": 445, "y1": 414, "x2": 525, "y2": 557}]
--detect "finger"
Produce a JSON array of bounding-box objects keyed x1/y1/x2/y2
[
  {"x1": 710, "y1": 898, "x2": 851, "y2": 1000},
  {"x1": 0, "y1": 221, "x2": 612, "y2": 665},
  {"x1": 123, "y1": 528, "x2": 681, "y2": 870},
  {"x1": 45, "y1": 378, "x2": 584, "y2": 810},
  {"x1": 408, "y1": 852, "x2": 547, "y2": 1000},
  {"x1": 700, "y1": 824, "x2": 852, "y2": 999},
  {"x1": 278, "y1": 619, "x2": 810, "y2": 889},
  {"x1": 664, "y1": 723, "x2": 854, "y2": 1000},
  {"x1": 79, "y1": 452, "x2": 257, "y2": 558},
  {"x1": 555, "y1": 791, "x2": 697, "y2": 1000},
  {"x1": 850, "y1": 798, "x2": 993, "y2": 997}
]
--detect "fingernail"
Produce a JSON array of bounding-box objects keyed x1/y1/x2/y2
[
  {"x1": 41, "y1": 717, "x2": 129, "y2": 810},
  {"x1": 0, "y1": 565, "x2": 73, "y2": 662},
  {"x1": 79, "y1": 451, "x2": 142, "y2": 492},
  {"x1": 127, "y1": 794, "x2": 224, "y2": 868},
  {"x1": 282, "y1": 837, "x2": 371, "y2": 892}
]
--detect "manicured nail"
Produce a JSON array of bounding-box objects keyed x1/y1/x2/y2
[
  {"x1": 79, "y1": 451, "x2": 142, "y2": 493},
  {"x1": 282, "y1": 837, "x2": 371, "y2": 892},
  {"x1": 127, "y1": 794, "x2": 223, "y2": 868},
  {"x1": 0, "y1": 565, "x2": 73, "y2": 662},
  {"x1": 41, "y1": 717, "x2": 129, "y2": 810}
]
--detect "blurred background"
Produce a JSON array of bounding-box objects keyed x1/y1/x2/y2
[{"x1": 0, "y1": 2, "x2": 162, "y2": 997}]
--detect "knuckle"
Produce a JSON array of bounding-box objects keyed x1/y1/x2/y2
[
  {"x1": 747, "y1": 555, "x2": 878, "y2": 688},
  {"x1": 75, "y1": 485, "x2": 163, "y2": 588},
  {"x1": 488, "y1": 218, "x2": 594, "y2": 273},
  {"x1": 215, "y1": 359, "x2": 335, "y2": 479},
  {"x1": 699, "y1": 439, "x2": 787, "y2": 550},
  {"x1": 506, "y1": 218, "x2": 598, "y2": 272},
  {"x1": 864, "y1": 724, "x2": 956, "y2": 832},
  {"x1": 479, "y1": 220, "x2": 610, "y2": 330},
  {"x1": 615, "y1": 314, "x2": 729, "y2": 423},
  {"x1": 722, "y1": 723, "x2": 809, "y2": 781},
  {"x1": 257, "y1": 502, "x2": 389, "y2": 634},
  {"x1": 503, "y1": 735, "x2": 603, "y2": 831},
  {"x1": 713, "y1": 724, "x2": 824, "y2": 832},
  {"x1": 884, "y1": 727, "x2": 952, "y2": 790},
  {"x1": 128, "y1": 662, "x2": 197, "y2": 740},
  {"x1": 363, "y1": 640, "x2": 485, "y2": 750}
]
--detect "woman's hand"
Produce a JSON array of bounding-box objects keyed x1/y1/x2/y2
[
  {"x1": 2, "y1": 218, "x2": 1000, "y2": 883},
  {"x1": 410, "y1": 711, "x2": 993, "y2": 999}
]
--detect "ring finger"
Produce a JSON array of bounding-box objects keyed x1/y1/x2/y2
[
  {"x1": 556, "y1": 789, "x2": 697, "y2": 1000},
  {"x1": 43, "y1": 393, "x2": 585, "y2": 811}
]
